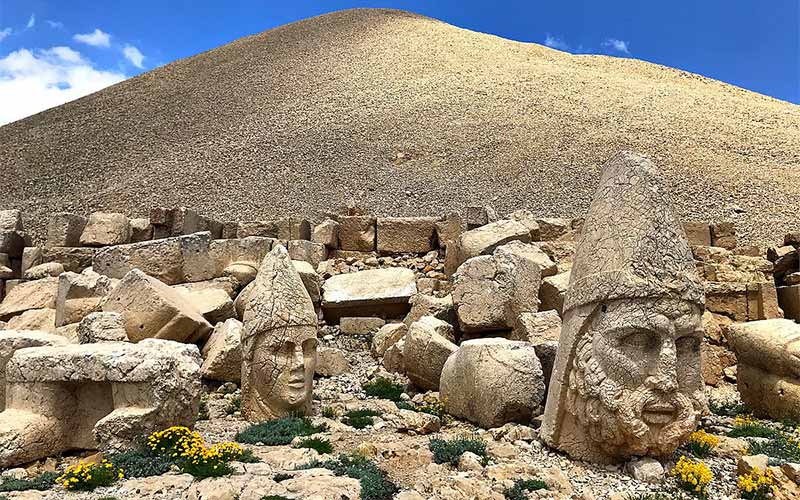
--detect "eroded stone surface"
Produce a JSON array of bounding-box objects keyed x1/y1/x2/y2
[
  {"x1": 403, "y1": 316, "x2": 457, "y2": 391},
  {"x1": 541, "y1": 151, "x2": 706, "y2": 464},
  {"x1": 0, "y1": 277, "x2": 59, "y2": 321},
  {"x1": 0, "y1": 330, "x2": 70, "y2": 411},
  {"x1": 77, "y1": 311, "x2": 127, "y2": 343},
  {"x1": 201, "y1": 318, "x2": 243, "y2": 383},
  {"x1": 322, "y1": 267, "x2": 417, "y2": 321},
  {"x1": 55, "y1": 269, "x2": 113, "y2": 327}
]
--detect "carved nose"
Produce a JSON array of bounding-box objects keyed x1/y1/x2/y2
[
  {"x1": 646, "y1": 339, "x2": 678, "y2": 392},
  {"x1": 289, "y1": 345, "x2": 305, "y2": 371}
]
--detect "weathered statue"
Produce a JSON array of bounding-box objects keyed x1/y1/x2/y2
[
  {"x1": 541, "y1": 151, "x2": 706, "y2": 464},
  {"x1": 241, "y1": 244, "x2": 318, "y2": 421}
]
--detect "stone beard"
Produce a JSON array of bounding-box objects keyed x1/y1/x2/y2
[{"x1": 563, "y1": 298, "x2": 707, "y2": 460}]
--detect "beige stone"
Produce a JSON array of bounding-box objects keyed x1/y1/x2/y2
[
  {"x1": 201, "y1": 318, "x2": 243, "y2": 383},
  {"x1": 316, "y1": 347, "x2": 350, "y2": 377},
  {"x1": 102, "y1": 268, "x2": 213, "y2": 343},
  {"x1": 236, "y1": 220, "x2": 277, "y2": 238},
  {"x1": 175, "y1": 286, "x2": 235, "y2": 325},
  {"x1": 321, "y1": 267, "x2": 417, "y2": 321},
  {"x1": 46, "y1": 213, "x2": 87, "y2": 247},
  {"x1": 445, "y1": 218, "x2": 532, "y2": 276},
  {"x1": 77, "y1": 312, "x2": 127, "y2": 343},
  {"x1": 435, "y1": 212, "x2": 463, "y2": 250},
  {"x1": 20, "y1": 247, "x2": 42, "y2": 277},
  {"x1": 500, "y1": 240, "x2": 557, "y2": 277},
  {"x1": 129, "y1": 218, "x2": 153, "y2": 243},
  {"x1": 441, "y1": 338, "x2": 545, "y2": 428},
  {"x1": 210, "y1": 237, "x2": 275, "y2": 280},
  {"x1": 700, "y1": 342, "x2": 737, "y2": 387},
  {"x1": 511, "y1": 310, "x2": 562, "y2": 343},
  {"x1": 287, "y1": 239, "x2": 327, "y2": 268},
  {"x1": 276, "y1": 217, "x2": 311, "y2": 240},
  {"x1": 711, "y1": 221, "x2": 737, "y2": 249},
  {"x1": 403, "y1": 316, "x2": 457, "y2": 391},
  {"x1": 340, "y1": 316, "x2": 385, "y2": 335},
  {"x1": 281, "y1": 468, "x2": 360, "y2": 499},
  {"x1": 682, "y1": 221, "x2": 712, "y2": 247},
  {"x1": 23, "y1": 262, "x2": 64, "y2": 280},
  {"x1": 0, "y1": 277, "x2": 59, "y2": 321},
  {"x1": 0, "y1": 210, "x2": 25, "y2": 259},
  {"x1": 42, "y1": 247, "x2": 95, "y2": 273},
  {"x1": 0, "y1": 339, "x2": 202, "y2": 467},
  {"x1": 338, "y1": 215, "x2": 376, "y2": 251},
  {"x1": 55, "y1": 269, "x2": 113, "y2": 327},
  {"x1": 312, "y1": 219, "x2": 339, "y2": 248},
  {"x1": 537, "y1": 218, "x2": 572, "y2": 241},
  {"x1": 80, "y1": 212, "x2": 131, "y2": 247},
  {"x1": 377, "y1": 216, "x2": 439, "y2": 254},
  {"x1": 0, "y1": 330, "x2": 70, "y2": 411},
  {"x1": 291, "y1": 260, "x2": 321, "y2": 304},
  {"x1": 539, "y1": 270, "x2": 570, "y2": 316},
  {"x1": 372, "y1": 323, "x2": 408, "y2": 357},
  {"x1": 403, "y1": 293, "x2": 456, "y2": 328},
  {"x1": 382, "y1": 338, "x2": 406, "y2": 373},
  {"x1": 738, "y1": 454, "x2": 769, "y2": 476},
  {"x1": 6, "y1": 308, "x2": 56, "y2": 333}
]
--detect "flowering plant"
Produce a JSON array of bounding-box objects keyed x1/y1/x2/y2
[
  {"x1": 671, "y1": 455, "x2": 712, "y2": 498},
  {"x1": 686, "y1": 430, "x2": 720, "y2": 458},
  {"x1": 57, "y1": 459, "x2": 124, "y2": 491},
  {"x1": 738, "y1": 467, "x2": 776, "y2": 500}
]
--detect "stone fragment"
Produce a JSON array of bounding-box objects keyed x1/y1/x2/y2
[
  {"x1": 276, "y1": 217, "x2": 311, "y2": 240},
  {"x1": 465, "y1": 206, "x2": 498, "y2": 229},
  {"x1": 502, "y1": 241, "x2": 557, "y2": 277},
  {"x1": 94, "y1": 232, "x2": 215, "y2": 285},
  {"x1": 393, "y1": 408, "x2": 441, "y2": 435},
  {"x1": 682, "y1": 221, "x2": 712, "y2": 247},
  {"x1": 0, "y1": 210, "x2": 25, "y2": 259},
  {"x1": 445, "y1": 218, "x2": 532, "y2": 276},
  {"x1": 435, "y1": 213, "x2": 463, "y2": 250},
  {"x1": 55, "y1": 269, "x2": 113, "y2": 327},
  {"x1": 0, "y1": 339, "x2": 202, "y2": 467},
  {"x1": 700, "y1": 342, "x2": 737, "y2": 387},
  {"x1": 292, "y1": 260, "x2": 321, "y2": 304},
  {"x1": 23, "y1": 262, "x2": 64, "y2": 280},
  {"x1": 738, "y1": 455, "x2": 769, "y2": 476},
  {"x1": 316, "y1": 347, "x2": 350, "y2": 377},
  {"x1": 711, "y1": 221, "x2": 737, "y2": 250},
  {"x1": 402, "y1": 316, "x2": 457, "y2": 391},
  {"x1": 241, "y1": 245, "x2": 317, "y2": 421},
  {"x1": 441, "y1": 338, "x2": 544, "y2": 428},
  {"x1": 287, "y1": 240, "x2": 327, "y2": 268},
  {"x1": 6, "y1": 308, "x2": 56, "y2": 333},
  {"x1": 210, "y1": 236, "x2": 275, "y2": 282},
  {"x1": 236, "y1": 220, "x2": 277, "y2": 238},
  {"x1": 77, "y1": 312, "x2": 127, "y2": 343},
  {"x1": 102, "y1": 269, "x2": 213, "y2": 343},
  {"x1": 0, "y1": 330, "x2": 70, "y2": 411},
  {"x1": 79, "y1": 212, "x2": 131, "y2": 247},
  {"x1": 46, "y1": 213, "x2": 87, "y2": 247},
  {"x1": 539, "y1": 271, "x2": 570, "y2": 316},
  {"x1": 340, "y1": 316, "x2": 385, "y2": 335},
  {"x1": 625, "y1": 457, "x2": 664, "y2": 483},
  {"x1": 0, "y1": 210, "x2": 22, "y2": 231},
  {"x1": 200, "y1": 318, "x2": 242, "y2": 383},
  {"x1": 129, "y1": 218, "x2": 153, "y2": 242},
  {"x1": 382, "y1": 339, "x2": 405, "y2": 373},
  {"x1": 377, "y1": 217, "x2": 439, "y2": 254},
  {"x1": 150, "y1": 207, "x2": 206, "y2": 239},
  {"x1": 510, "y1": 310, "x2": 562, "y2": 343},
  {"x1": 173, "y1": 277, "x2": 239, "y2": 299},
  {"x1": 41, "y1": 247, "x2": 95, "y2": 273},
  {"x1": 176, "y1": 287, "x2": 235, "y2": 325},
  {"x1": 281, "y1": 468, "x2": 360, "y2": 499},
  {"x1": 322, "y1": 267, "x2": 417, "y2": 321},
  {"x1": 537, "y1": 218, "x2": 572, "y2": 241},
  {"x1": 312, "y1": 219, "x2": 339, "y2": 248},
  {"x1": 0, "y1": 277, "x2": 59, "y2": 321},
  {"x1": 541, "y1": 151, "x2": 706, "y2": 464},
  {"x1": 403, "y1": 293, "x2": 456, "y2": 328},
  {"x1": 372, "y1": 323, "x2": 408, "y2": 358},
  {"x1": 338, "y1": 216, "x2": 376, "y2": 251},
  {"x1": 20, "y1": 247, "x2": 42, "y2": 277}
]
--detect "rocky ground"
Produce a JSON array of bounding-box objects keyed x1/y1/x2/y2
[{"x1": 0, "y1": 328, "x2": 770, "y2": 500}]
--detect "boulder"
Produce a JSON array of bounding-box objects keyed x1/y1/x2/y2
[
  {"x1": 316, "y1": 347, "x2": 350, "y2": 377},
  {"x1": 23, "y1": 262, "x2": 64, "y2": 280},
  {"x1": 441, "y1": 338, "x2": 545, "y2": 429},
  {"x1": 539, "y1": 271, "x2": 570, "y2": 316},
  {"x1": 292, "y1": 260, "x2": 321, "y2": 303},
  {"x1": 102, "y1": 269, "x2": 213, "y2": 343},
  {"x1": 435, "y1": 213, "x2": 463, "y2": 250},
  {"x1": 312, "y1": 219, "x2": 339, "y2": 248},
  {"x1": 402, "y1": 316, "x2": 457, "y2": 391},
  {"x1": 80, "y1": 212, "x2": 131, "y2": 247},
  {"x1": 6, "y1": 309, "x2": 56, "y2": 333},
  {"x1": 77, "y1": 312, "x2": 127, "y2": 343},
  {"x1": 0, "y1": 210, "x2": 25, "y2": 259},
  {"x1": 510, "y1": 310, "x2": 562, "y2": 343},
  {"x1": 200, "y1": 318, "x2": 242, "y2": 383},
  {"x1": 55, "y1": 269, "x2": 114, "y2": 327},
  {"x1": 0, "y1": 330, "x2": 70, "y2": 411},
  {"x1": 501, "y1": 241, "x2": 557, "y2": 277},
  {"x1": 177, "y1": 287, "x2": 235, "y2": 325},
  {"x1": 338, "y1": 216, "x2": 376, "y2": 251},
  {"x1": 276, "y1": 217, "x2": 311, "y2": 241},
  {"x1": 0, "y1": 339, "x2": 202, "y2": 467},
  {"x1": 41, "y1": 247, "x2": 96, "y2": 273},
  {"x1": 506, "y1": 210, "x2": 541, "y2": 240},
  {"x1": 372, "y1": 323, "x2": 408, "y2": 357},
  {"x1": 340, "y1": 316, "x2": 385, "y2": 335},
  {"x1": 46, "y1": 213, "x2": 87, "y2": 247},
  {"x1": 94, "y1": 232, "x2": 215, "y2": 285},
  {"x1": 287, "y1": 240, "x2": 327, "y2": 269},
  {"x1": 382, "y1": 339, "x2": 406, "y2": 373},
  {"x1": 536, "y1": 218, "x2": 572, "y2": 241},
  {"x1": 20, "y1": 247, "x2": 42, "y2": 277},
  {"x1": 445, "y1": 218, "x2": 532, "y2": 276},
  {"x1": 321, "y1": 267, "x2": 417, "y2": 321},
  {"x1": 377, "y1": 217, "x2": 439, "y2": 254},
  {"x1": 403, "y1": 293, "x2": 456, "y2": 328},
  {"x1": 129, "y1": 218, "x2": 154, "y2": 243},
  {"x1": 0, "y1": 277, "x2": 59, "y2": 321}
]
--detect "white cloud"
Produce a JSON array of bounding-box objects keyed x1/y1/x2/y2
[
  {"x1": 0, "y1": 28, "x2": 11, "y2": 42},
  {"x1": 26, "y1": 14, "x2": 35, "y2": 29},
  {"x1": 122, "y1": 44, "x2": 144, "y2": 68},
  {"x1": 602, "y1": 38, "x2": 630, "y2": 54},
  {"x1": 543, "y1": 34, "x2": 570, "y2": 51},
  {"x1": 73, "y1": 28, "x2": 111, "y2": 48},
  {"x1": 0, "y1": 46, "x2": 125, "y2": 125},
  {"x1": 45, "y1": 20, "x2": 64, "y2": 29}
]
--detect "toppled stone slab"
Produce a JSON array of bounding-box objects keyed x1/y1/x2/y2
[
  {"x1": 322, "y1": 267, "x2": 417, "y2": 322},
  {"x1": 338, "y1": 216, "x2": 376, "y2": 252},
  {"x1": 403, "y1": 293, "x2": 456, "y2": 327},
  {"x1": 103, "y1": 269, "x2": 213, "y2": 343},
  {"x1": 200, "y1": 318, "x2": 242, "y2": 383},
  {"x1": 21, "y1": 247, "x2": 42, "y2": 277},
  {"x1": 175, "y1": 287, "x2": 235, "y2": 325},
  {"x1": 80, "y1": 212, "x2": 131, "y2": 247},
  {"x1": 377, "y1": 217, "x2": 439, "y2": 254},
  {"x1": 77, "y1": 312, "x2": 127, "y2": 343},
  {"x1": 41, "y1": 247, "x2": 96, "y2": 273},
  {"x1": 6, "y1": 309, "x2": 56, "y2": 333},
  {"x1": 340, "y1": 317, "x2": 386, "y2": 335},
  {"x1": 46, "y1": 213, "x2": 87, "y2": 247},
  {"x1": 0, "y1": 339, "x2": 202, "y2": 467},
  {"x1": 316, "y1": 347, "x2": 350, "y2": 377},
  {"x1": 403, "y1": 316, "x2": 457, "y2": 391},
  {"x1": 372, "y1": 323, "x2": 408, "y2": 358},
  {"x1": 510, "y1": 310, "x2": 562, "y2": 343},
  {"x1": 539, "y1": 271, "x2": 570, "y2": 316},
  {"x1": 0, "y1": 277, "x2": 59, "y2": 321},
  {"x1": 441, "y1": 338, "x2": 545, "y2": 429},
  {"x1": 0, "y1": 330, "x2": 70, "y2": 411},
  {"x1": 23, "y1": 262, "x2": 64, "y2": 280},
  {"x1": 94, "y1": 232, "x2": 215, "y2": 285},
  {"x1": 445, "y1": 218, "x2": 532, "y2": 276},
  {"x1": 55, "y1": 269, "x2": 113, "y2": 327}
]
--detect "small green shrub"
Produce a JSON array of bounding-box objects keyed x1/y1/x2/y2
[
  {"x1": 296, "y1": 437, "x2": 334, "y2": 454},
  {"x1": 504, "y1": 478, "x2": 547, "y2": 500},
  {"x1": 57, "y1": 460, "x2": 123, "y2": 491},
  {"x1": 748, "y1": 434, "x2": 800, "y2": 464},
  {"x1": 728, "y1": 416, "x2": 781, "y2": 439},
  {"x1": 343, "y1": 409, "x2": 383, "y2": 429},
  {"x1": 273, "y1": 472, "x2": 292, "y2": 482},
  {"x1": 238, "y1": 448, "x2": 261, "y2": 463},
  {"x1": 299, "y1": 454, "x2": 398, "y2": 500},
  {"x1": 197, "y1": 396, "x2": 210, "y2": 420},
  {"x1": 321, "y1": 406, "x2": 337, "y2": 418},
  {"x1": 395, "y1": 401, "x2": 415, "y2": 411},
  {"x1": 429, "y1": 436, "x2": 488, "y2": 466},
  {"x1": 417, "y1": 398, "x2": 447, "y2": 420},
  {"x1": 109, "y1": 447, "x2": 174, "y2": 478},
  {"x1": 236, "y1": 416, "x2": 327, "y2": 445},
  {"x1": 0, "y1": 471, "x2": 58, "y2": 492},
  {"x1": 363, "y1": 377, "x2": 404, "y2": 402},
  {"x1": 225, "y1": 395, "x2": 241, "y2": 415},
  {"x1": 708, "y1": 400, "x2": 748, "y2": 417}
]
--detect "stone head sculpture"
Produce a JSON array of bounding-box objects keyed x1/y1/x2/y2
[
  {"x1": 541, "y1": 151, "x2": 706, "y2": 464},
  {"x1": 241, "y1": 245, "x2": 318, "y2": 421}
]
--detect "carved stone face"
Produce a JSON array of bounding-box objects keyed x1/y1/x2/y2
[
  {"x1": 249, "y1": 330, "x2": 317, "y2": 418},
  {"x1": 566, "y1": 297, "x2": 706, "y2": 458}
]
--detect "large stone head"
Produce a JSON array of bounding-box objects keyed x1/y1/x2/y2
[
  {"x1": 241, "y1": 245, "x2": 318, "y2": 421},
  {"x1": 541, "y1": 151, "x2": 706, "y2": 464}
]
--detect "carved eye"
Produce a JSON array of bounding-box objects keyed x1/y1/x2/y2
[{"x1": 622, "y1": 331, "x2": 656, "y2": 350}]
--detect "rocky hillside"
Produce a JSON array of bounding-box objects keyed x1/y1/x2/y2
[{"x1": 1, "y1": 8, "x2": 798, "y2": 244}]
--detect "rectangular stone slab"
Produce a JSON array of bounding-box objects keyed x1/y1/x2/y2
[{"x1": 321, "y1": 267, "x2": 417, "y2": 322}]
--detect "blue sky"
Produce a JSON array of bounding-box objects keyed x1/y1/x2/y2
[{"x1": 0, "y1": 0, "x2": 797, "y2": 124}]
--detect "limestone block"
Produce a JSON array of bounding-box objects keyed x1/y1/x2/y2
[
  {"x1": 102, "y1": 268, "x2": 213, "y2": 343},
  {"x1": 340, "y1": 317, "x2": 385, "y2": 335},
  {"x1": 77, "y1": 312, "x2": 127, "y2": 343},
  {"x1": 173, "y1": 277, "x2": 239, "y2": 299},
  {"x1": 312, "y1": 219, "x2": 339, "y2": 248},
  {"x1": 150, "y1": 207, "x2": 204, "y2": 238},
  {"x1": 0, "y1": 277, "x2": 59, "y2": 321},
  {"x1": 403, "y1": 293, "x2": 456, "y2": 328},
  {"x1": 506, "y1": 210, "x2": 541, "y2": 240},
  {"x1": 499, "y1": 240, "x2": 557, "y2": 277},
  {"x1": 0, "y1": 210, "x2": 25, "y2": 259},
  {"x1": 209, "y1": 237, "x2": 275, "y2": 279},
  {"x1": 130, "y1": 218, "x2": 154, "y2": 243},
  {"x1": 682, "y1": 221, "x2": 712, "y2": 247},
  {"x1": 236, "y1": 220, "x2": 278, "y2": 238},
  {"x1": 41, "y1": 247, "x2": 96, "y2": 273},
  {"x1": 23, "y1": 262, "x2": 64, "y2": 280},
  {"x1": 382, "y1": 339, "x2": 405, "y2": 373},
  {"x1": 80, "y1": 212, "x2": 131, "y2": 247},
  {"x1": 539, "y1": 271, "x2": 570, "y2": 316},
  {"x1": 779, "y1": 285, "x2": 800, "y2": 321},
  {"x1": 292, "y1": 260, "x2": 321, "y2": 304},
  {"x1": 6, "y1": 308, "x2": 56, "y2": 333},
  {"x1": 510, "y1": 310, "x2": 562, "y2": 343},
  {"x1": 55, "y1": 269, "x2": 113, "y2": 327},
  {"x1": 0, "y1": 330, "x2": 70, "y2": 411},
  {"x1": 321, "y1": 267, "x2": 417, "y2": 321},
  {"x1": 0, "y1": 339, "x2": 202, "y2": 467},
  {"x1": 287, "y1": 240, "x2": 327, "y2": 269},
  {"x1": 377, "y1": 217, "x2": 439, "y2": 254},
  {"x1": 711, "y1": 221, "x2": 737, "y2": 250},
  {"x1": 402, "y1": 316, "x2": 457, "y2": 391},
  {"x1": 445, "y1": 218, "x2": 532, "y2": 276},
  {"x1": 537, "y1": 218, "x2": 572, "y2": 241},
  {"x1": 175, "y1": 287, "x2": 235, "y2": 325},
  {"x1": 465, "y1": 206, "x2": 497, "y2": 229},
  {"x1": 435, "y1": 213, "x2": 463, "y2": 250},
  {"x1": 20, "y1": 247, "x2": 42, "y2": 277},
  {"x1": 276, "y1": 217, "x2": 311, "y2": 241},
  {"x1": 338, "y1": 216, "x2": 376, "y2": 252},
  {"x1": 46, "y1": 213, "x2": 87, "y2": 247},
  {"x1": 316, "y1": 347, "x2": 350, "y2": 377},
  {"x1": 372, "y1": 323, "x2": 408, "y2": 357},
  {"x1": 441, "y1": 338, "x2": 544, "y2": 429},
  {"x1": 94, "y1": 232, "x2": 215, "y2": 285},
  {"x1": 200, "y1": 318, "x2": 242, "y2": 383}
]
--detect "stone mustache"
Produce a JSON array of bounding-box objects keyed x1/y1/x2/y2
[
  {"x1": 241, "y1": 244, "x2": 318, "y2": 421},
  {"x1": 541, "y1": 151, "x2": 707, "y2": 464}
]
